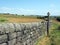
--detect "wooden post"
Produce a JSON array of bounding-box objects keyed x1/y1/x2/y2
[
  {"x1": 6, "y1": 33, "x2": 9, "y2": 45},
  {"x1": 47, "y1": 12, "x2": 50, "y2": 37}
]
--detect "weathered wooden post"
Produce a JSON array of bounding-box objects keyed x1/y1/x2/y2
[
  {"x1": 6, "y1": 33, "x2": 9, "y2": 45},
  {"x1": 47, "y1": 12, "x2": 50, "y2": 37}
]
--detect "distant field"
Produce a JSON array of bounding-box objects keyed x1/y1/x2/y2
[{"x1": 0, "y1": 14, "x2": 43, "y2": 23}]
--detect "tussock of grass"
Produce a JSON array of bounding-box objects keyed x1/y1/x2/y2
[{"x1": 0, "y1": 17, "x2": 8, "y2": 22}]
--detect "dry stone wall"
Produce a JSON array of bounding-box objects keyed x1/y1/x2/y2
[{"x1": 0, "y1": 21, "x2": 50, "y2": 45}]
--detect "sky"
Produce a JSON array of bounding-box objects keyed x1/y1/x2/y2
[{"x1": 0, "y1": 0, "x2": 60, "y2": 16}]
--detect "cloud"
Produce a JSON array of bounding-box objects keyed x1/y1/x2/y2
[
  {"x1": 0, "y1": 7, "x2": 60, "y2": 15},
  {"x1": 0, "y1": 7, "x2": 37, "y2": 15}
]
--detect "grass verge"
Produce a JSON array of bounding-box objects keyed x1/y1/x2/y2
[{"x1": 35, "y1": 21, "x2": 60, "y2": 45}]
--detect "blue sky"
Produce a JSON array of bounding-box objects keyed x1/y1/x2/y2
[{"x1": 0, "y1": 0, "x2": 60, "y2": 16}]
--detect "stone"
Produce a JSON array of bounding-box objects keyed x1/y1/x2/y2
[
  {"x1": 0, "y1": 24, "x2": 5, "y2": 34},
  {"x1": 8, "y1": 39, "x2": 16, "y2": 45},
  {"x1": 0, "y1": 34, "x2": 7, "y2": 44},
  {"x1": 17, "y1": 32, "x2": 22, "y2": 37},
  {"x1": 1, "y1": 23, "x2": 15, "y2": 33},
  {"x1": 13, "y1": 23, "x2": 22, "y2": 32},
  {"x1": 0, "y1": 43, "x2": 7, "y2": 45},
  {"x1": 8, "y1": 32, "x2": 16, "y2": 40}
]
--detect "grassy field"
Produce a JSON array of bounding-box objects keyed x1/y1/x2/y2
[{"x1": 0, "y1": 14, "x2": 43, "y2": 23}]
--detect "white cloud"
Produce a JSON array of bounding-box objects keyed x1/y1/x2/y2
[
  {"x1": 0, "y1": 7, "x2": 37, "y2": 15},
  {"x1": 0, "y1": 7, "x2": 60, "y2": 15}
]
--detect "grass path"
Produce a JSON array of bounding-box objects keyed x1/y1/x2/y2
[{"x1": 39, "y1": 37, "x2": 50, "y2": 45}]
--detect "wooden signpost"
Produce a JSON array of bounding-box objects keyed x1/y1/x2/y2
[{"x1": 47, "y1": 12, "x2": 50, "y2": 37}]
